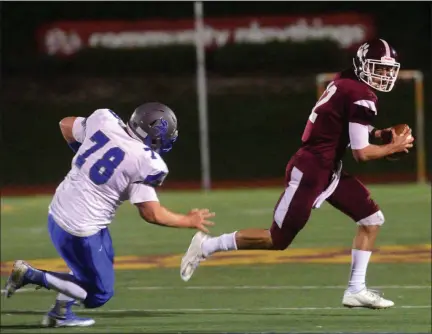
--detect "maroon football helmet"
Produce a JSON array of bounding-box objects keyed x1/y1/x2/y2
[{"x1": 353, "y1": 39, "x2": 400, "y2": 92}]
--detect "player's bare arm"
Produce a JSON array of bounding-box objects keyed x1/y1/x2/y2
[
  {"x1": 59, "y1": 116, "x2": 86, "y2": 153},
  {"x1": 352, "y1": 128, "x2": 414, "y2": 162},
  {"x1": 350, "y1": 122, "x2": 414, "y2": 162},
  {"x1": 135, "y1": 201, "x2": 215, "y2": 233},
  {"x1": 59, "y1": 117, "x2": 78, "y2": 142}
]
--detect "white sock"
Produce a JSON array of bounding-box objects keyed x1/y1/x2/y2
[
  {"x1": 56, "y1": 271, "x2": 76, "y2": 303},
  {"x1": 56, "y1": 293, "x2": 75, "y2": 302},
  {"x1": 45, "y1": 273, "x2": 87, "y2": 302},
  {"x1": 202, "y1": 232, "x2": 238, "y2": 257},
  {"x1": 348, "y1": 249, "x2": 372, "y2": 293}
]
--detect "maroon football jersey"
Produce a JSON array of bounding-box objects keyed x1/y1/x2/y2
[{"x1": 300, "y1": 69, "x2": 378, "y2": 169}]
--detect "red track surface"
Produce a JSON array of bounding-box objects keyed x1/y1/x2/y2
[{"x1": 2, "y1": 173, "x2": 430, "y2": 196}]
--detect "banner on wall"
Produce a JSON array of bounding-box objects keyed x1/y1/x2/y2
[{"x1": 37, "y1": 13, "x2": 375, "y2": 56}]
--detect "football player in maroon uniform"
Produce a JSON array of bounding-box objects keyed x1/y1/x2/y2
[{"x1": 180, "y1": 39, "x2": 414, "y2": 309}]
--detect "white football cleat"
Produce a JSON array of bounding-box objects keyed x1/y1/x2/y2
[
  {"x1": 41, "y1": 300, "x2": 95, "y2": 328},
  {"x1": 342, "y1": 288, "x2": 394, "y2": 309},
  {"x1": 180, "y1": 232, "x2": 210, "y2": 282}
]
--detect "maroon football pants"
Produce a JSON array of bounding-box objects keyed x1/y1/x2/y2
[{"x1": 269, "y1": 158, "x2": 380, "y2": 250}]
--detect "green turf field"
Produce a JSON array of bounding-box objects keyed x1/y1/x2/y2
[{"x1": 1, "y1": 184, "x2": 431, "y2": 333}]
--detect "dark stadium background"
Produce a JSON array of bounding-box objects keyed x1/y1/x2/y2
[{"x1": 2, "y1": 2, "x2": 431, "y2": 192}]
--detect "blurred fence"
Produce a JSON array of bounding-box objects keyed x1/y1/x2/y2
[{"x1": 3, "y1": 64, "x2": 431, "y2": 187}]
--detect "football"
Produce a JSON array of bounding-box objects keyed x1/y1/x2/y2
[{"x1": 381, "y1": 124, "x2": 412, "y2": 161}]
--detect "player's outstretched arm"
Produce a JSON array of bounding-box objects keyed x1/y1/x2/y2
[{"x1": 135, "y1": 201, "x2": 215, "y2": 233}]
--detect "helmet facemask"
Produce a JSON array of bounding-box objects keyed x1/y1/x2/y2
[
  {"x1": 129, "y1": 118, "x2": 178, "y2": 155},
  {"x1": 357, "y1": 57, "x2": 400, "y2": 92},
  {"x1": 146, "y1": 129, "x2": 178, "y2": 154}
]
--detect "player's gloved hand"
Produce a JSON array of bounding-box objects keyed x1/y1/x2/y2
[
  {"x1": 391, "y1": 127, "x2": 414, "y2": 153},
  {"x1": 184, "y1": 208, "x2": 215, "y2": 233}
]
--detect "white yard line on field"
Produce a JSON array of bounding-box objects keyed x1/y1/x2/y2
[
  {"x1": 84, "y1": 305, "x2": 431, "y2": 313},
  {"x1": 2, "y1": 284, "x2": 430, "y2": 295},
  {"x1": 2, "y1": 305, "x2": 429, "y2": 314},
  {"x1": 128, "y1": 285, "x2": 431, "y2": 291}
]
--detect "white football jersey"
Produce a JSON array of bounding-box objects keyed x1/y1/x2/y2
[{"x1": 49, "y1": 108, "x2": 168, "y2": 237}]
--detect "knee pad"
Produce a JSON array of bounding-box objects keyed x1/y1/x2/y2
[
  {"x1": 83, "y1": 290, "x2": 114, "y2": 309},
  {"x1": 356, "y1": 210, "x2": 385, "y2": 226}
]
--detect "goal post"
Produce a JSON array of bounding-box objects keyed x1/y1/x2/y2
[{"x1": 315, "y1": 70, "x2": 426, "y2": 184}]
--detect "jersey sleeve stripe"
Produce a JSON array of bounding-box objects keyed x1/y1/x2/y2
[
  {"x1": 353, "y1": 100, "x2": 377, "y2": 114},
  {"x1": 309, "y1": 111, "x2": 318, "y2": 123}
]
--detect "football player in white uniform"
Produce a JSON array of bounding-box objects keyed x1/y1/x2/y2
[{"x1": 4, "y1": 103, "x2": 215, "y2": 327}]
